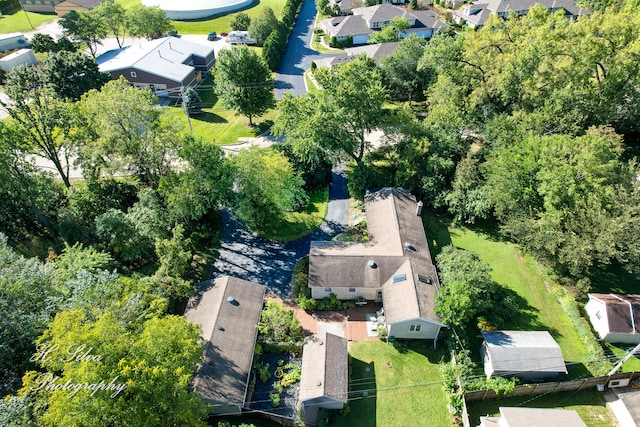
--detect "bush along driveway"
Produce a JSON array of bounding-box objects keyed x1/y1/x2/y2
[{"x1": 211, "y1": 165, "x2": 349, "y2": 297}]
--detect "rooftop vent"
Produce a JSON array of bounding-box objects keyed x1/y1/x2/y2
[
  {"x1": 218, "y1": 326, "x2": 225, "y2": 331},
  {"x1": 317, "y1": 381, "x2": 322, "y2": 386},
  {"x1": 368, "y1": 260, "x2": 377, "y2": 269},
  {"x1": 404, "y1": 242, "x2": 415, "y2": 251},
  {"x1": 227, "y1": 296, "x2": 239, "y2": 306},
  {"x1": 416, "y1": 201, "x2": 424, "y2": 216}
]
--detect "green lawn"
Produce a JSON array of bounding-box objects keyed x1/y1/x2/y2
[
  {"x1": 602, "y1": 342, "x2": 640, "y2": 372},
  {"x1": 467, "y1": 389, "x2": 617, "y2": 427},
  {"x1": 254, "y1": 187, "x2": 329, "y2": 241},
  {"x1": 0, "y1": 10, "x2": 56, "y2": 33},
  {"x1": 115, "y1": 0, "x2": 286, "y2": 34},
  {"x1": 330, "y1": 341, "x2": 452, "y2": 427},
  {"x1": 163, "y1": 76, "x2": 276, "y2": 145},
  {"x1": 448, "y1": 223, "x2": 591, "y2": 372}
]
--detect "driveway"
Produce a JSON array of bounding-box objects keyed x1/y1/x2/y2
[
  {"x1": 274, "y1": 0, "x2": 338, "y2": 98},
  {"x1": 212, "y1": 164, "x2": 349, "y2": 298}
]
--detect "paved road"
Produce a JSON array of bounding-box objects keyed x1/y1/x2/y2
[
  {"x1": 212, "y1": 165, "x2": 349, "y2": 298},
  {"x1": 274, "y1": 0, "x2": 336, "y2": 98}
]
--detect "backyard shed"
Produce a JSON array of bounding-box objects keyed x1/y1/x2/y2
[
  {"x1": 585, "y1": 293, "x2": 640, "y2": 344},
  {"x1": 0, "y1": 48, "x2": 37, "y2": 72}
]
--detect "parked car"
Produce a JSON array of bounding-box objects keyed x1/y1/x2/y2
[{"x1": 207, "y1": 31, "x2": 217, "y2": 41}]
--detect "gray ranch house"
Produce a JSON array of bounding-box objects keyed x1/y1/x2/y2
[
  {"x1": 308, "y1": 187, "x2": 446, "y2": 342},
  {"x1": 184, "y1": 276, "x2": 266, "y2": 415},
  {"x1": 321, "y1": 4, "x2": 448, "y2": 45},
  {"x1": 97, "y1": 36, "x2": 215, "y2": 98}
]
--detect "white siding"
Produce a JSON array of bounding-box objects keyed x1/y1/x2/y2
[
  {"x1": 353, "y1": 34, "x2": 370, "y2": 45},
  {"x1": 585, "y1": 298, "x2": 610, "y2": 340},
  {"x1": 386, "y1": 318, "x2": 441, "y2": 340}
]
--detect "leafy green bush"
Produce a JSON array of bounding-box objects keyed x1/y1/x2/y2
[{"x1": 270, "y1": 392, "x2": 281, "y2": 407}]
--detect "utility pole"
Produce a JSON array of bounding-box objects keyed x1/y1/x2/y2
[{"x1": 182, "y1": 92, "x2": 193, "y2": 133}]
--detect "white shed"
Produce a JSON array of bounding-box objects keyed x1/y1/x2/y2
[
  {"x1": 0, "y1": 48, "x2": 37, "y2": 72},
  {"x1": 0, "y1": 33, "x2": 28, "y2": 52}
]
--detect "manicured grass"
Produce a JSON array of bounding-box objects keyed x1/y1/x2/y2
[
  {"x1": 602, "y1": 342, "x2": 640, "y2": 372},
  {"x1": 467, "y1": 389, "x2": 617, "y2": 427},
  {"x1": 0, "y1": 10, "x2": 56, "y2": 33},
  {"x1": 115, "y1": 0, "x2": 286, "y2": 34},
  {"x1": 253, "y1": 187, "x2": 329, "y2": 241},
  {"x1": 448, "y1": 223, "x2": 591, "y2": 370},
  {"x1": 162, "y1": 76, "x2": 276, "y2": 145},
  {"x1": 331, "y1": 341, "x2": 452, "y2": 427}
]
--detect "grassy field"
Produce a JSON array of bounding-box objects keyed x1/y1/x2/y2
[
  {"x1": 467, "y1": 389, "x2": 617, "y2": 427},
  {"x1": 602, "y1": 342, "x2": 640, "y2": 372},
  {"x1": 163, "y1": 76, "x2": 276, "y2": 144},
  {"x1": 330, "y1": 341, "x2": 452, "y2": 427},
  {"x1": 0, "y1": 10, "x2": 56, "y2": 33},
  {"x1": 423, "y1": 216, "x2": 592, "y2": 376},
  {"x1": 254, "y1": 187, "x2": 329, "y2": 241},
  {"x1": 115, "y1": 0, "x2": 286, "y2": 34}
]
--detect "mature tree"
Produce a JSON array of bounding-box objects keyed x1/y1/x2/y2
[
  {"x1": 21, "y1": 309, "x2": 207, "y2": 426},
  {"x1": 368, "y1": 17, "x2": 410, "y2": 44},
  {"x1": 59, "y1": 10, "x2": 106, "y2": 58},
  {"x1": 248, "y1": 6, "x2": 279, "y2": 46},
  {"x1": 159, "y1": 136, "x2": 233, "y2": 225},
  {"x1": 214, "y1": 45, "x2": 274, "y2": 126},
  {"x1": 316, "y1": 0, "x2": 331, "y2": 15},
  {"x1": 275, "y1": 143, "x2": 333, "y2": 190},
  {"x1": 230, "y1": 12, "x2": 251, "y2": 31},
  {"x1": 94, "y1": 1, "x2": 127, "y2": 48},
  {"x1": 41, "y1": 51, "x2": 110, "y2": 101},
  {"x1": 151, "y1": 225, "x2": 194, "y2": 307},
  {"x1": 445, "y1": 152, "x2": 491, "y2": 224},
  {"x1": 77, "y1": 78, "x2": 181, "y2": 186},
  {"x1": 484, "y1": 127, "x2": 640, "y2": 280},
  {"x1": 126, "y1": 5, "x2": 173, "y2": 40},
  {"x1": 231, "y1": 146, "x2": 306, "y2": 229},
  {"x1": 380, "y1": 35, "x2": 431, "y2": 105},
  {"x1": 435, "y1": 246, "x2": 516, "y2": 332},
  {"x1": 274, "y1": 55, "x2": 386, "y2": 164},
  {"x1": 1, "y1": 67, "x2": 75, "y2": 188}
]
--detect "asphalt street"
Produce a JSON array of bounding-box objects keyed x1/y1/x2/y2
[
  {"x1": 212, "y1": 165, "x2": 349, "y2": 298},
  {"x1": 274, "y1": 0, "x2": 337, "y2": 98}
]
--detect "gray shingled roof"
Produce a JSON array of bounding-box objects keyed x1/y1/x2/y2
[
  {"x1": 321, "y1": 14, "x2": 372, "y2": 37},
  {"x1": 97, "y1": 37, "x2": 214, "y2": 83},
  {"x1": 57, "y1": 0, "x2": 106, "y2": 9},
  {"x1": 309, "y1": 188, "x2": 442, "y2": 325},
  {"x1": 184, "y1": 276, "x2": 266, "y2": 409},
  {"x1": 481, "y1": 407, "x2": 587, "y2": 427},
  {"x1": 589, "y1": 293, "x2": 640, "y2": 334},
  {"x1": 482, "y1": 330, "x2": 567, "y2": 375},
  {"x1": 299, "y1": 331, "x2": 349, "y2": 403}
]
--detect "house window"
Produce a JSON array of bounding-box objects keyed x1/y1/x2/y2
[
  {"x1": 130, "y1": 71, "x2": 137, "y2": 78},
  {"x1": 324, "y1": 287, "x2": 332, "y2": 293},
  {"x1": 409, "y1": 325, "x2": 421, "y2": 332},
  {"x1": 348, "y1": 288, "x2": 356, "y2": 293}
]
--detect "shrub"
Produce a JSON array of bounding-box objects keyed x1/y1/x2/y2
[
  {"x1": 257, "y1": 363, "x2": 272, "y2": 383},
  {"x1": 270, "y1": 392, "x2": 281, "y2": 407}
]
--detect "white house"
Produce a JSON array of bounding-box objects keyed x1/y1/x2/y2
[
  {"x1": 481, "y1": 330, "x2": 567, "y2": 380},
  {"x1": 308, "y1": 188, "x2": 446, "y2": 342},
  {"x1": 0, "y1": 48, "x2": 37, "y2": 72},
  {"x1": 321, "y1": 4, "x2": 447, "y2": 45},
  {"x1": 585, "y1": 293, "x2": 640, "y2": 344}
]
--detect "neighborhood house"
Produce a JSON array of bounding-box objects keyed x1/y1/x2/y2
[
  {"x1": 54, "y1": 0, "x2": 108, "y2": 16},
  {"x1": 299, "y1": 332, "x2": 349, "y2": 426},
  {"x1": 184, "y1": 276, "x2": 266, "y2": 414},
  {"x1": 308, "y1": 187, "x2": 446, "y2": 342},
  {"x1": 313, "y1": 41, "x2": 400, "y2": 69},
  {"x1": 96, "y1": 36, "x2": 215, "y2": 98},
  {"x1": 321, "y1": 4, "x2": 448, "y2": 45},
  {"x1": 481, "y1": 330, "x2": 567, "y2": 380},
  {"x1": 585, "y1": 293, "x2": 640, "y2": 344}
]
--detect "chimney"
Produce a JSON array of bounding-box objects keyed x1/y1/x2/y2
[{"x1": 416, "y1": 201, "x2": 423, "y2": 216}]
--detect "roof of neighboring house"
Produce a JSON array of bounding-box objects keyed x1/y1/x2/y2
[
  {"x1": 184, "y1": 276, "x2": 266, "y2": 408},
  {"x1": 352, "y1": 3, "x2": 414, "y2": 23},
  {"x1": 452, "y1": 7, "x2": 494, "y2": 26},
  {"x1": 588, "y1": 293, "x2": 640, "y2": 334},
  {"x1": 454, "y1": 0, "x2": 589, "y2": 25},
  {"x1": 482, "y1": 330, "x2": 567, "y2": 375},
  {"x1": 410, "y1": 9, "x2": 449, "y2": 30},
  {"x1": 299, "y1": 331, "x2": 349, "y2": 403},
  {"x1": 322, "y1": 14, "x2": 373, "y2": 37},
  {"x1": 331, "y1": 0, "x2": 364, "y2": 11},
  {"x1": 344, "y1": 41, "x2": 400, "y2": 63},
  {"x1": 0, "y1": 33, "x2": 25, "y2": 42},
  {"x1": 96, "y1": 36, "x2": 214, "y2": 83},
  {"x1": 55, "y1": 0, "x2": 105, "y2": 9},
  {"x1": 480, "y1": 407, "x2": 587, "y2": 427},
  {"x1": 309, "y1": 188, "x2": 443, "y2": 326}
]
